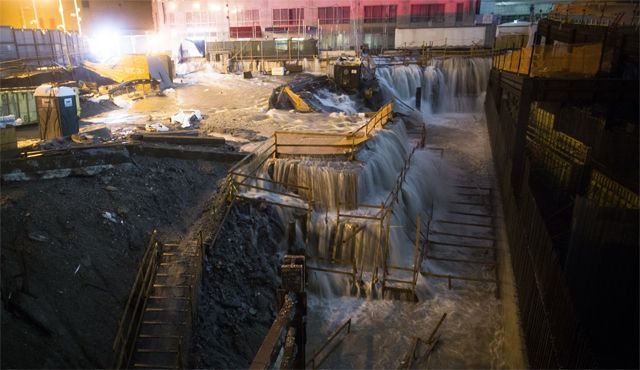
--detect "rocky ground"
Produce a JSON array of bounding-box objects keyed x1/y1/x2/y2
[
  {"x1": 190, "y1": 202, "x2": 285, "y2": 369},
  {"x1": 3, "y1": 66, "x2": 373, "y2": 369},
  {"x1": 1, "y1": 155, "x2": 229, "y2": 368}
]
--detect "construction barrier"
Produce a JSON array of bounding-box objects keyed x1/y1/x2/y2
[
  {"x1": 0, "y1": 26, "x2": 88, "y2": 69},
  {"x1": 492, "y1": 42, "x2": 604, "y2": 78},
  {"x1": 273, "y1": 101, "x2": 394, "y2": 158},
  {"x1": 587, "y1": 170, "x2": 640, "y2": 209},
  {"x1": 526, "y1": 102, "x2": 591, "y2": 197}
]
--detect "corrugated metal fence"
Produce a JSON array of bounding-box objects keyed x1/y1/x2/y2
[{"x1": 0, "y1": 26, "x2": 88, "y2": 67}]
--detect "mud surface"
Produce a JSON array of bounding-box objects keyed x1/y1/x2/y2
[
  {"x1": 191, "y1": 203, "x2": 284, "y2": 369},
  {"x1": 1, "y1": 155, "x2": 229, "y2": 368}
]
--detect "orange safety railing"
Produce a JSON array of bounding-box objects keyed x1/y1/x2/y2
[
  {"x1": 492, "y1": 42, "x2": 604, "y2": 78},
  {"x1": 273, "y1": 101, "x2": 394, "y2": 159}
]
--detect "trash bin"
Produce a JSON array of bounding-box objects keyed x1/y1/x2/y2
[{"x1": 34, "y1": 84, "x2": 79, "y2": 140}]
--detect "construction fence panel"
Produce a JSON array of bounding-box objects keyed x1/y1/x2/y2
[
  {"x1": 565, "y1": 196, "x2": 639, "y2": 366},
  {"x1": 556, "y1": 107, "x2": 605, "y2": 150},
  {"x1": 485, "y1": 77, "x2": 595, "y2": 368},
  {"x1": 0, "y1": 27, "x2": 86, "y2": 67},
  {"x1": 526, "y1": 102, "x2": 591, "y2": 198},
  {"x1": 587, "y1": 170, "x2": 640, "y2": 209},
  {"x1": 494, "y1": 42, "x2": 604, "y2": 78},
  {"x1": 14, "y1": 29, "x2": 38, "y2": 63},
  {"x1": 0, "y1": 27, "x2": 18, "y2": 61}
]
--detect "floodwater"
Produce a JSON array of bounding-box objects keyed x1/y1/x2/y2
[
  {"x1": 302, "y1": 60, "x2": 526, "y2": 369},
  {"x1": 82, "y1": 65, "x2": 369, "y2": 149},
  {"x1": 89, "y1": 60, "x2": 525, "y2": 368}
]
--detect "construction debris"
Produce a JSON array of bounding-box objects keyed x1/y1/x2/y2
[
  {"x1": 145, "y1": 123, "x2": 170, "y2": 132},
  {"x1": 171, "y1": 109, "x2": 202, "y2": 128}
]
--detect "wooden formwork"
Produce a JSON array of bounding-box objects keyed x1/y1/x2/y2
[
  {"x1": 526, "y1": 102, "x2": 591, "y2": 198},
  {"x1": 587, "y1": 169, "x2": 640, "y2": 209},
  {"x1": 492, "y1": 42, "x2": 604, "y2": 78},
  {"x1": 229, "y1": 102, "x2": 430, "y2": 301},
  {"x1": 273, "y1": 102, "x2": 394, "y2": 159}
]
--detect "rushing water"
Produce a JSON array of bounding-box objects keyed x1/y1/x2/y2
[
  {"x1": 236, "y1": 56, "x2": 521, "y2": 368},
  {"x1": 376, "y1": 57, "x2": 491, "y2": 114}
]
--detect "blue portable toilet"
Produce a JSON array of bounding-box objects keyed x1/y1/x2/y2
[{"x1": 34, "y1": 84, "x2": 79, "y2": 140}]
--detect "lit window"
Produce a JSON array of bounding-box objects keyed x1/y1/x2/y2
[
  {"x1": 273, "y1": 8, "x2": 304, "y2": 26},
  {"x1": 318, "y1": 7, "x2": 350, "y2": 24}
]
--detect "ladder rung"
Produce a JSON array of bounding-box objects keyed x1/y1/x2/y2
[
  {"x1": 141, "y1": 321, "x2": 186, "y2": 325},
  {"x1": 430, "y1": 241, "x2": 496, "y2": 251},
  {"x1": 425, "y1": 254, "x2": 495, "y2": 265},
  {"x1": 145, "y1": 308, "x2": 188, "y2": 313},
  {"x1": 136, "y1": 348, "x2": 179, "y2": 353},
  {"x1": 435, "y1": 220, "x2": 493, "y2": 228},
  {"x1": 153, "y1": 284, "x2": 190, "y2": 288},
  {"x1": 430, "y1": 231, "x2": 495, "y2": 241},
  {"x1": 449, "y1": 201, "x2": 488, "y2": 207},
  {"x1": 159, "y1": 261, "x2": 190, "y2": 266},
  {"x1": 456, "y1": 192, "x2": 489, "y2": 197},
  {"x1": 385, "y1": 278, "x2": 413, "y2": 284},
  {"x1": 148, "y1": 295, "x2": 189, "y2": 300},
  {"x1": 447, "y1": 211, "x2": 492, "y2": 218},
  {"x1": 162, "y1": 252, "x2": 198, "y2": 257},
  {"x1": 454, "y1": 184, "x2": 493, "y2": 190},
  {"x1": 133, "y1": 363, "x2": 177, "y2": 369},
  {"x1": 383, "y1": 286, "x2": 414, "y2": 293}
]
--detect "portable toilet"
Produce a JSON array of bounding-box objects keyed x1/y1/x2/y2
[{"x1": 34, "y1": 84, "x2": 79, "y2": 140}]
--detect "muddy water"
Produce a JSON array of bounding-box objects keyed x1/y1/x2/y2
[{"x1": 303, "y1": 59, "x2": 525, "y2": 369}]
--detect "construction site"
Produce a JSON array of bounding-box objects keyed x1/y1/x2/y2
[{"x1": 1, "y1": 0, "x2": 638, "y2": 369}]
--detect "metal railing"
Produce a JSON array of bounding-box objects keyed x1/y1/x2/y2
[
  {"x1": 113, "y1": 230, "x2": 160, "y2": 369},
  {"x1": 398, "y1": 313, "x2": 446, "y2": 369},
  {"x1": 306, "y1": 318, "x2": 352, "y2": 370},
  {"x1": 587, "y1": 170, "x2": 640, "y2": 209},
  {"x1": 273, "y1": 101, "x2": 394, "y2": 159},
  {"x1": 492, "y1": 42, "x2": 604, "y2": 78},
  {"x1": 318, "y1": 147, "x2": 416, "y2": 289}
]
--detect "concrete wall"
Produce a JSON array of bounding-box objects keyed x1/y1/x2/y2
[{"x1": 395, "y1": 26, "x2": 487, "y2": 47}]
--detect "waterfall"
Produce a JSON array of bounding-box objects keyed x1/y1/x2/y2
[
  {"x1": 252, "y1": 120, "x2": 450, "y2": 297},
  {"x1": 269, "y1": 158, "x2": 360, "y2": 210},
  {"x1": 375, "y1": 57, "x2": 491, "y2": 114},
  {"x1": 303, "y1": 57, "x2": 322, "y2": 73},
  {"x1": 267, "y1": 124, "x2": 411, "y2": 211}
]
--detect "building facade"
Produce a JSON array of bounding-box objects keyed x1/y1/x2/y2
[
  {"x1": 0, "y1": 0, "x2": 154, "y2": 36},
  {"x1": 153, "y1": 0, "x2": 481, "y2": 52},
  {"x1": 479, "y1": 0, "x2": 567, "y2": 23}
]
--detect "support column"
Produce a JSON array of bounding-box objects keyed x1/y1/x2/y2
[{"x1": 510, "y1": 79, "x2": 533, "y2": 199}]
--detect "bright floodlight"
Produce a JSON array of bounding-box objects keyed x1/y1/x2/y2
[{"x1": 88, "y1": 27, "x2": 121, "y2": 62}]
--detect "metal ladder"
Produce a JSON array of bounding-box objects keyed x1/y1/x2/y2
[{"x1": 130, "y1": 241, "x2": 199, "y2": 369}]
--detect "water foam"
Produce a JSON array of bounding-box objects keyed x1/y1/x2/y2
[{"x1": 375, "y1": 57, "x2": 491, "y2": 115}]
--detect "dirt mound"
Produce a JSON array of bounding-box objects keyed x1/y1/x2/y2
[
  {"x1": 191, "y1": 202, "x2": 284, "y2": 368},
  {"x1": 80, "y1": 98, "x2": 121, "y2": 118},
  {"x1": 1, "y1": 156, "x2": 229, "y2": 368}
]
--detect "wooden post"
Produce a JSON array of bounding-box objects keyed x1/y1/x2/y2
[
  {"x1": 511, "y1": 79, "x2": 534, "y2": 199},
  {"x1": 273, "y1": 133, "x2": 278, "y2": 158},
  {"x1": 287, "y1": 219, "x2": 296, "y2": 253},
  {"x1": 384, "y1": 208, "x2": 392, "y2": 277},
  {"x1": 412, "y1": 214, "x2": 421, "y2": 297}
]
